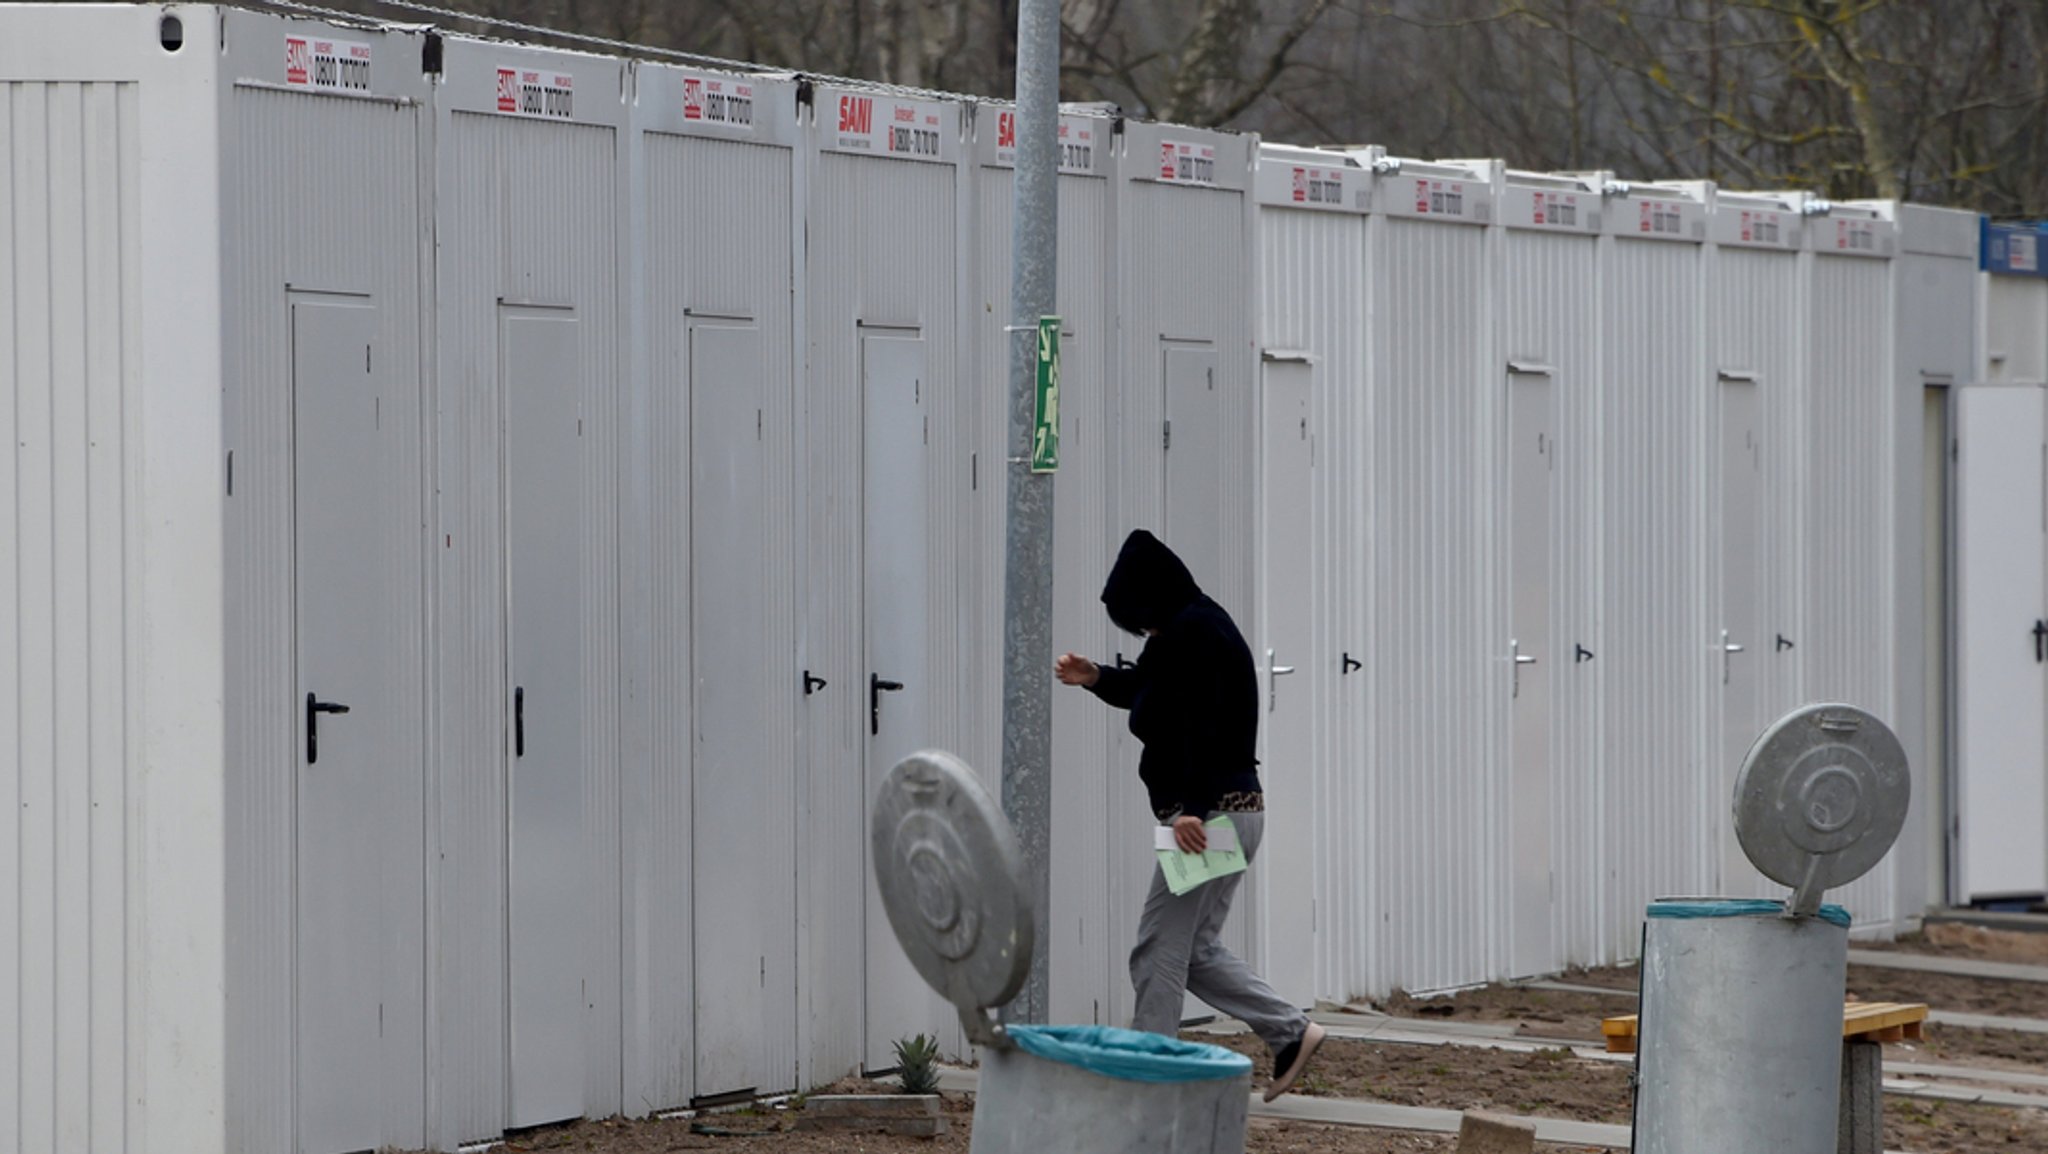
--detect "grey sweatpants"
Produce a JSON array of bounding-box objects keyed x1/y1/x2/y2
[{"x1": 1128, "y1": 811, "x2": 1309, "y2": 1055}]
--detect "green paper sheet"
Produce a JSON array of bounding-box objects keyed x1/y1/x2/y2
[{"x1": 1153, "y1": 815, "x2": 1247, "y2": 896}]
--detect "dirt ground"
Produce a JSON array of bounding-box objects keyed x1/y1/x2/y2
[
  {"x1": 422, "y1": 1082, "x2": 1599, "y2": 1154},
  {"x1": 398, "y1": 926, "x2": 2048, "y2": 1154}
]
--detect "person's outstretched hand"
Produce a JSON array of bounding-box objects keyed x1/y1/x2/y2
[{"x1": 1054, "y1": 652, "x2": 1100, "y2": 687}]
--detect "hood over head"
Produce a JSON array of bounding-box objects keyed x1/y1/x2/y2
[{"x1": 1101, "y1": 529, "x2": 1202, "y2": 634}]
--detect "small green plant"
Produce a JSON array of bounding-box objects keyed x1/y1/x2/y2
[{"x1": 893, "y1": 1033, "x2": 942, "y2": 1095}]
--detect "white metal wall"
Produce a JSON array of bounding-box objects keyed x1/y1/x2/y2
[
  {"x1": 968, "y1": 111, "x2": 1123, "y2": 1028},
  {"x1": 1703, "y1": 195, "x2": 1808, "y2": 905},
  {"x1": 627, "y1": 65, "x2": 803, "y2": 1109},
  {"x1": 1803, "y1": 209, "x2": 1901, "y2": 923},
  {"x1": 801, "y1": 85, "x2": 972, "y2": 1073},
  {"x1": 1598, "y1": 193, "x2": 1712, "y2": 951},
  {"x1": 1, "y1": 8, "x2": 228, "y2": 1154},
  {"x1": 219, "y1": 12, "x2": 432, "y2": 1152},
  {"x1": 1109, "y1": 121, "x2": 1260, "y2": 1023},
  {"x1": 1882, "y1": 204, "x2": 1980, "y2": 917},
  {"x1": 1498, "y1": 180, "x2": 1602, "y2": 973},
  {"x1": 432, "y1": 37, "x2": 629, "y2": 1141},
  {"x1": 1365, "y1": 162, "x2": 1502, "y2": 995},
  {"x1": 1253, "y1": 148, "x2": 1372, "y2": 1006}
]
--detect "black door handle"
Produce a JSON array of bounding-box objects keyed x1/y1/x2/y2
[
  {"x1": 306, "y1": 692, "x2": 351, "y2": 764},
  {"x1": 2035, "y1": 621, "x2": 2047, "y2": 664},
  {"x1": 1777, "y1": 633, "x2": 1796, "y2": 652},
  {"x1": 515, "y1": 687, "x2": 525, "y2": 757},
  {"x1": 1114, "y1": 653, "x2": 1135, "y2": 670},
  {"x1": 871, "y1": 675, "x2": 905, "y2": 735},
  {"x1": 1576, "y1": 644, "x2": 1595, "y2": 664},
  {"x1": 1341, "y1": 652, "x2": 1363, "y2": 675},
  {"x1": 804, "y1": 670, "x2": 829, "y2": 696}
]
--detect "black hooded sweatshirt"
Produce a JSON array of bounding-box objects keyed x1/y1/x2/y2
[{"x1": 1087, "y1": 530, "x2": 1262, "y2": 821}]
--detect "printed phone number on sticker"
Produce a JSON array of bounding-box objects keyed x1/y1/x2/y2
[
  {"x1": 683, "y1": 76, "x2": 754, "y2": 129},
  {"x1": 285, "y1": 36, "x2": 371, "y2": 92},
  {"x1": 497, "y1": 67, "x2": 574, "y2": 119}
]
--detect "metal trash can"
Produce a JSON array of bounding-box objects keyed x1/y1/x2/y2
[
  {"x1": 973, "y1": 1024, "x2": 1250, "y2": 1154},
  {"x1": 1632, "y1": 704, "x2": 1908, "y2": 1154},
  {"x1": 871, "y1": 751, "x2": 1252, "y2": 1154},
  {"x1": 1633, "y1": 899, "x2": 1850, "y2": 1153}
]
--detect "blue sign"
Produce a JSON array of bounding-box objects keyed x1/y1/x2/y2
[{"x1": 1982, "y1": 218, "x2": 2048, "y2": 278}]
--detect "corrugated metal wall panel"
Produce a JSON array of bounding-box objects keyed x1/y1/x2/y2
[
  {"x1": 1369, "y1": 216, "x2": 1500, "y2": 994},
  {"x1": 1110, "y1": 176, "x2": 1258, "y2": 1022},
  {"x1": 0, "y1": 77, "x2": 140, "y2": 1154},
  {"x1": 1599, "y1": 237, "x2": 1710, "y2": 950},
  {"x1": 1706, "y1": 245, "x2": 1808, "y2": 903},
  {"x1": 803, "y1": 146, "x2": 966, "y2": 1074},
  {"x1": 436, "y1": 109, "x2": 625, "y2": 1137},
  {"x1": 1501, "y1": 229, "x2": 1602, "y2": 971},
  {"x1": 1255, "y1": 205, "x2": 1371, "y2": 1003},
  {"x1": 222, "y1": 81, "x2": 430, "y2": 1154},
  {"x1": 972, "y1": 164, "x2": 1123, "y2": 1027},
  {"x1": 638, "y1": 130, "x2": 800, "y2": 1106},
  {"x1": 1805, "y1": 255, "x2": 1898, "y2": 923}
]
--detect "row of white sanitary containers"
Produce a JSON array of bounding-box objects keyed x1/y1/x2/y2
[{"x1": 0, "y1": 4, "x2": 1981, "y2": 1153}]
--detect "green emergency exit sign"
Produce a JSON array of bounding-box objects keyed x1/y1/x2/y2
[{"x1": 1032, "y1": 316, "x2": 1060, "y2": 473}]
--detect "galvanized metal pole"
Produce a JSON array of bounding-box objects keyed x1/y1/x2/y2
[{"x1": 998, "y1": 0, "x2": 1060, "y2": 1025}]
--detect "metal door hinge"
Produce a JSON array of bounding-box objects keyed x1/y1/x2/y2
[{"x1": 1163, "y1": 420, "x2": 1172, "y2": 451}]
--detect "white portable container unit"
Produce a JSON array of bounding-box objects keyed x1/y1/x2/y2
[
  {"x1": 1496, "y1": 169, "x2": 1605, "y2": 977},
  {"x1": 0, "y1": 7, "x2": 438, "y2": 1153},
  {"x1": 966, "y1": 105, "x2": 1126, "y2": 1029},
  {"x1": 428, "y1": 32, "x2": 632, "y2": 1138},
  {"x1": 1952, "y1": 219, "x2": 2048, "y2": 905},
  {"x1": 1360, "y1": 150, "x2": 1504, "y2": 995},
  {"x1": 1596, "y1": 181, "x2": 1713, "y2": 949},
  {"x1": 1702, "y1": 188, "x2": 1809, "y2": 906},
  {"x1": 623, "y1": 62, "x2": 805, "y2": 1110},
  {"x1": 1797, "y1": 200, "x2": 1902, "y2": 925},
  {"x1": 1251, "y1": 143, "x2": 1372, "y2": 1008},
  {"x1": 799, "y1": 81, "x2": 976, "y2": 1072},
  {"x1": 1876, "y1": 204, "x2": 1979, "y2": 914},
  {"x1": 1107, "y1": 118, "x2": 1261, "y2": 1026}
]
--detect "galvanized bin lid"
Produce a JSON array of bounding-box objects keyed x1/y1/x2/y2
[
  {"x1": 871, "y1": 750, "x2": 1035, "y2": 1048},
  {"x1": 1732, "y1": 703, "x2": 1909, "y2": 916}
]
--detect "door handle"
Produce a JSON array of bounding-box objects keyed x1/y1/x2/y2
[
  {"x1": 514, "y1": 687, "x2": 525, "y2": 757},
  {"x1": 306, "y1": 692, "x2": 351, "y2": 765},
  {"x1": 2034, "y1": 620, "x2": 2047, "y2": 664},
  {"x1": 871, "y1": 674, "x2": 904, "y2": 736},
  {"x1": 1575, "y1": 644, "x2": 1594, "y2": 664},
  {"x1": 803, "y1": 670, "x2": 829, "y2": 696},
  {"x1": 1265, "y1": 649, "x2": 1296, "y2": 713},
  {"x1": 1510, "y1": 640, "x2": 1536, "y2": 698},
  {"x1": 1341, "y1": 652, "x2": 1362, "y2": 675},
  {"x1": 1721, "y1": 629, "x2": 1745, "y2": 684},
  {"x1": 1776, "y1": 633, "x2": 1795, "y2": 652}
]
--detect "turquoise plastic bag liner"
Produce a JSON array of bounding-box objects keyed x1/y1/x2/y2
[
  {"x1": 1647, "y1": 898, "x2": 1851, "y2": 929},
  {"x1": 1004, "y1": 1024, "x2": 1252, "y2": 1084}
]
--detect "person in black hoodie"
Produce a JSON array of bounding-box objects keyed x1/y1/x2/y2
[{"x1": 1054, "y1": 529, "x2": 1326, "y2": 1101}]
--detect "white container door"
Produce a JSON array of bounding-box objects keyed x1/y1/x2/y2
[
  {"x1": 1259, "y1": 360, "x2": 1316, "y2": 1006},
  {"x1": 689, "y1": 321, "x2": 791, "y2": 1098},
  {"x1": 1953, "y1": 384, "x2": 2048, "y2": 901},
  {"x1": 1163, "y1": 344, "x2": 1224, "y2": 593},
  {"x1": 1717, "y1": 376, "x2": 1763, "y2": 892},
  {"x1": 503, "y1": 308, "x2": 587, "y2": 1127},
  {"x1": 1506, "y1": 370, "x2": 1555, "y2": 978},
  {"x1": 860, "y1": 332, "x2": 941, "y2": 1070},
  {"x1": 293, "y1": 296, "x2": 403, "y2": 1154}
]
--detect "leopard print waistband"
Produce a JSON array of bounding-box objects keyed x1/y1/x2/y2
[{"x1": 1154, "y1": 791, "x2": 1265, "y2": 822}]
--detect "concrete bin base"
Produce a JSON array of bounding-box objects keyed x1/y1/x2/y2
[{"x1": 970, "y1": 1041, "x2": 1250, "y2": 1154}]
